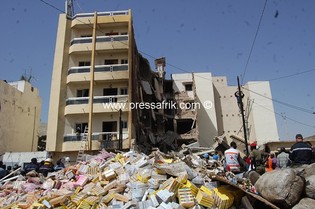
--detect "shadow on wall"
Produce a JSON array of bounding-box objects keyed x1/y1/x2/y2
[
  {"x1": 212, "y1": 85, "x2": 224, "y2": 135},
  {"x1": 195, "y1": 95, "x2": 217, "y2": 147}
]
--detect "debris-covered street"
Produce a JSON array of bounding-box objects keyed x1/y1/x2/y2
[{"x1": 1, "y1": 148, "x2": 314, "y2": 209}]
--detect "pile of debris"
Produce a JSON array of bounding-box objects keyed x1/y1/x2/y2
[{"x1": 0, "y1": 149, "x2": 312, "y2": 209}]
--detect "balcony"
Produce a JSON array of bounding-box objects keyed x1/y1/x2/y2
[
  {"x1": 71, "y1": 11, "x2": 130, "y2": 28},
  {"x1": 62, "y1": 131, "x2": 129, "y2": 151},
  {"x1": 69, "y1": 35, "x2": 129, "y2": 54},
  {"x1": 70, "y1": 35, "x2": 128, "y2": 45},
  {"x1": 72, "y1": 11, "x2": 129, "y2": 19},
  {"x1": 68, "y1": 64, "x2": 128, "y2": 74},
  {"x1": 64, "y1": 95, "x2": 129, "y2": 115},
  {"x1": 67, "y1": 64, "x2": 129, "y2": 83}
]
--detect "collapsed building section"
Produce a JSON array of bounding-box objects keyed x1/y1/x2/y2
[
  {"x1": 134, "y1": 56, "x2": 177, "y2": 154},
  {"x1": 173, "y1": 78, "x2": 199, "y2": 144}
]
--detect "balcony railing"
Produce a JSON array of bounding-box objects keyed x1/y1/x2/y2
[
  {"x1": 70, "y1": 35, "x2": 128, "y2": 46},
  {"x1": 64, "y1": 132, "x2": 127, "y2": 150},
  {"x1": 66, "y1": 95, "x2": 128, "y2": 106},
  {"x1": 64, "y1": 134, "x2": 99, "y2": 142},
  {"x1": 68, "y1": 64, "x2": 128, "y2": 75},
  {"x1": 72, "y1": 10, "x2": 129, "y2": 19}
]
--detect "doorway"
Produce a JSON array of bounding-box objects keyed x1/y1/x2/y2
[{"x1": 102, "y1": 121, "x2": 117, "y2": 140}]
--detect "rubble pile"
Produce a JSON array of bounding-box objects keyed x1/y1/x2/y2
[{"x1": 0, "y1": 149, "x2": 311, "y2": 209}]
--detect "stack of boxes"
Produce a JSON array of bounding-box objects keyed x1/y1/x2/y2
[{"x1": 0, "y1": 150, "x2": 242, "y2": 209}]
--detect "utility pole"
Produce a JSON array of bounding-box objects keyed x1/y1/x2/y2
[
  {"x1": 235, "y1": 76, "x2": 249, "y2": 155},
  {"x1": 88, "y1": 12, "x2": 97, "y2": 150}
]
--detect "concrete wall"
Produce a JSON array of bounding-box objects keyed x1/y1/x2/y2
[
  {"x1": 245, "y1": 82, "x2": 279, "y2": 144},
  {"x1": 0, "y1": 80, "x2": 41, "y2": 153},
  {"x1": 194, "y1": 73, "x2": 218, "y2": 146},
  {"x1": 213, "y1": 77, "x2": 243, "y2": 137},
  {"x1": 172, "y1": 73, "x2": 194, "y2": 98},
  {"x1": 213, "y1": 77, "x2": 279, "y2": 146},
  {"x1": 46, "y1": 14, "x2": 71, "y2": 152}
]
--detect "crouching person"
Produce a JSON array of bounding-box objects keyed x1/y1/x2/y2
[
  {"x1": 224, "y1": 142, "x2": 242, "y2": 174},
  {"x1": 38, "y1": 158, "x2": 54, "y2": 177}
]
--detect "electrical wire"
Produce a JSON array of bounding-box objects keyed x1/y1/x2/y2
[
  {"x1": 39, "y1": 0, "x2": 64, "y2": 13},
  {"x1": 241, "y1": 0, "x2": 268, "y2": 84},
  {"x1": 268, "y1": 68, "x2": 315, "y2": 81},
  {"x1": 253, "y1": 100, "x2": 315, "y2": 129},
  {"x1": 74, "y1": 0, "x2": 85, "y2": 13},
  {"x1": 242, "y1": 86, "x2": 315, "y2": 115}
]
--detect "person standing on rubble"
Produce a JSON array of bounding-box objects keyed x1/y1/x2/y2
[
  {"x1": 38, "y1": 158, "x2": 55, "y2": 177},
  {"x1": 249, "y1": 142, "x2": 265, "y2": 174},
  {"x1": 277, "y1": 147, "x2": 289, "y2": 168},
  {"x1": 265, "y1": 152, "x2": 277, "y2": 172},
  {"x1": 64, "y1": 157, "x2": 71, "y2": 167},
  {"x1": 54, "y1": 158, "x2": 65, "y2": 171},
  {"x1": 289, "y1": 134, "x2": 312, "y2": 166},
  {"x1": 224, "y1": 142, "x2": 242, "y2": 173},
  {"x1": 25, "y1": 158, "x2": 39, "y2": 173}
]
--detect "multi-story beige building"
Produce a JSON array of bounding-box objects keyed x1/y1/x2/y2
[
  {"x1": 0, "y1": 80, "x2": 41, "y2": 154},
  {"x1": 46, "y1": 10, "x2": 138, "y2": 158}
]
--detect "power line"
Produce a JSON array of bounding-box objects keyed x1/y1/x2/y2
[
  {"x1": 242, "y1": 86, "x2": 315, "y2": 115},
  {"x1": 268, "y1": 68, "x2": 315, "y2": 81},
  {"x1": 74, "y1": 0, "x2": 85, "y2": 13},
  {"x1": 39, "y1": 0, "x2": 65, "y2": 13},
  {"x1": 241, "y1": 0, "x2": 268, "y2": 84},
  {"x1": 253, "y1": 101, "x2": 315, "y2": 129},
  {"x1": 244, "y1": 68, "x2": 315, "y2": 87}
]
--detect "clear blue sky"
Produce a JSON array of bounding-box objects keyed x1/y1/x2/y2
[{"x1": 1, "y1": 0, "x2": 314, "y2": 140}]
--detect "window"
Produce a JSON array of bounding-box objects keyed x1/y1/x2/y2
[
  {"x1": 122, "y1": 121, "x2": 128, "y2": 129},
  {"x1": 184, "y1": 83, "x2": 193, "y2": 91},
  {"x1": 121, "y1": 59, "x2": 128, "y2": 64},
  {"x1": 104, "y1": 59, "x2": 118, "y2": 65},
  {"x1": 77, "y1": 89, "x2": 89, "y2": 97},
  {"x1": 120, "y1": 32, "x2": 128, "y2": 35},
  {"x1": 104, "y1": 88, "x2": 118, "y2": 96},
  {"x1": 120, "y1": 88, "x2": 128, "y2": 95},
  {"x1": 79, "y1": 61, "x2": 90, "y2": 66},
  {"x1": 81, "y1": 35, "x2": 92, "y2": 38}
]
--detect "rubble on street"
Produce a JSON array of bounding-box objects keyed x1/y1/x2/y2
[{"x1": 0, "y1": 149, "x2": 314, "y2": 209}]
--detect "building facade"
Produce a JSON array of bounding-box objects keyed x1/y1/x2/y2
[
  {"x1": 213, "y1": 77, "x2": 279, "y2": 146},
  {"x1": 46, "y1": 10, "x2": 138, "y2": 157},
  {"x1": 172, "y1": 73, "x2": 279, "y2": 147},
  {"x1": 0, "y1": 80, "x2": 41, "y2": 154}
]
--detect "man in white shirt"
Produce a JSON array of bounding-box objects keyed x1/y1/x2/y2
[
  {"x1": 277, "y1": 147, "x2": 289, "y2": 168},
  {"x1": 224, "y1": 141, "x2": 241, "y2": 173}
]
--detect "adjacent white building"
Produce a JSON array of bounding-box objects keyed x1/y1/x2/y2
[{"x1": 172, "y1": 73, "x2": 279, "y2": 147}]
